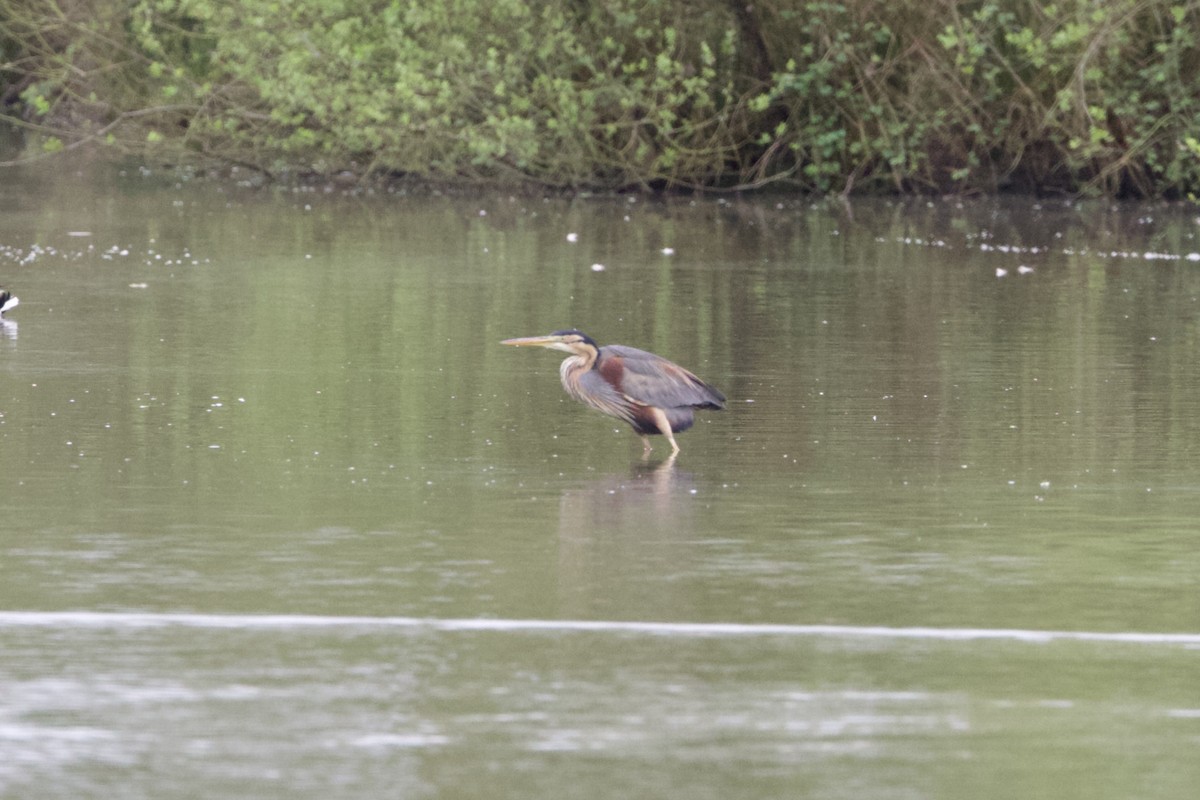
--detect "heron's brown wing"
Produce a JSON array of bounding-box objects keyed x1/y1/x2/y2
[
  {"x1": 600, "y1": 345, "x2": 725, "y2": 410},
  {"x1": 575, "y1": 368, "x2": 637, "y2": 424}
]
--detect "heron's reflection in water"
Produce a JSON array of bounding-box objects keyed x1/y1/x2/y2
[
  {"x1": 555, "y1": 457, "x2": 701, "y2": 617},
  {"x1": 1, "y1": 320, "x2": 16, "y2": 340}
]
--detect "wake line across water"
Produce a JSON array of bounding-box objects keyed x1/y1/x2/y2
[{"x1": 1, "y1": 611, "x2": 1198, "y2": 646}]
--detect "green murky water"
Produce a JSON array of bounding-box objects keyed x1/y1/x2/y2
[{"x1": 1, "y1": 159, "x2": 1198, "y2": 798}]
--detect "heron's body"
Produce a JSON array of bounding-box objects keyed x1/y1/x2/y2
[
  {"x1": 0, "y1": 288, "x2": 17, "y2": 317},
  {"x1": 502, "y1": 330, "x2": 725, "y2": 455}
]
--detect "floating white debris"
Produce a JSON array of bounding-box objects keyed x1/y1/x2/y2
[
  {"x1": 661, "y1": 247, "x2": 675, "y2": 255},
  {"x1": 1017, "y1": 265, "x2": 1034, "y2": 275},
  {"x1": 566, "y1": 232, "x2": 578, "y2": 243},
  {"x1": 1187, "y1": 253, "x2": 1200, "y2": 262},
  {"x1": 129, "y1": 283, "x2": 149, "y2": 289},
  {"x1": 590, "y1": 263, "x2": 606, "y2": 272},
  {"x1": 996, "y1": 267, "x2": 1008, "y2": 278},
  {"x1": 66, "y1": 231, "x2": 92, "y2": 237}
]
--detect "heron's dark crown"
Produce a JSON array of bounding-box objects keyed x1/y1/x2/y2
[{"x1": 550, "y1": 329, "x2": 598, "y2": 348}]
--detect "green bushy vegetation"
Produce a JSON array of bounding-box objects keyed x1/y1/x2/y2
[{"x1": 2, "y1": 0, "x2": 1199, "y2": 195}]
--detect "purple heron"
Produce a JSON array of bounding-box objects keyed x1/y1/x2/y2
[{"x1": 501, "y1": 330, "x2": 725, "y2": 455}]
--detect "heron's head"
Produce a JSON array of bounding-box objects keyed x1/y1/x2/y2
[{"x1": 501, "y1": 329, "x2": 598, "y2": 355}]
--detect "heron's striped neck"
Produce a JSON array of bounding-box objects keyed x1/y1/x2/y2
[{"x1": 558, "y1": 344, "x2": 599, "y2": 403}]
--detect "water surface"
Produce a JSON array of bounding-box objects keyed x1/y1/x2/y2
[{"x1": 1, "y1": 160, "x2": 1198, "y2": 797}]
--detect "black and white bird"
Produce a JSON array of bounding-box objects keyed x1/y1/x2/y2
[{"x1": 0, "y1": 288, "x2": 17, "y2": 317}]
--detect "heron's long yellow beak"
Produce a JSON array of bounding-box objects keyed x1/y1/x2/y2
[{"x1": 500, "y1": 336, "x2": 562, "y2": 347}]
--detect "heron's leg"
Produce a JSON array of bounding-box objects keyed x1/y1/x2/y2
[{"x1": 648, "y1": 407, "x2": 680, "y2": 455}]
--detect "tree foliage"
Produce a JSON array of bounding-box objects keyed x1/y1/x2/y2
[{"x1": 2, "y1": 0, "x2": 1199, "y2": 196}]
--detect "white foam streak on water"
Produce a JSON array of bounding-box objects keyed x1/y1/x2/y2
[{"x1": 1, "y1": 612, "x2": 1197, "y2": 646}]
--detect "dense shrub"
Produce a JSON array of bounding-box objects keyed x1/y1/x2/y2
[{"x1": 2, "y1": 0, "x2": 1199, "y2": 196}]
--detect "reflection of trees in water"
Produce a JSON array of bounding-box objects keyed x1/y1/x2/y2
[{"x1": 555, "y1": 458, "x2": 699, "y2": 619}]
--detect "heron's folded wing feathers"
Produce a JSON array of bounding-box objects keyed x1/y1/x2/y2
[{"x1": 600, "y1": 345, "x2": 725, "y2": 410}]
